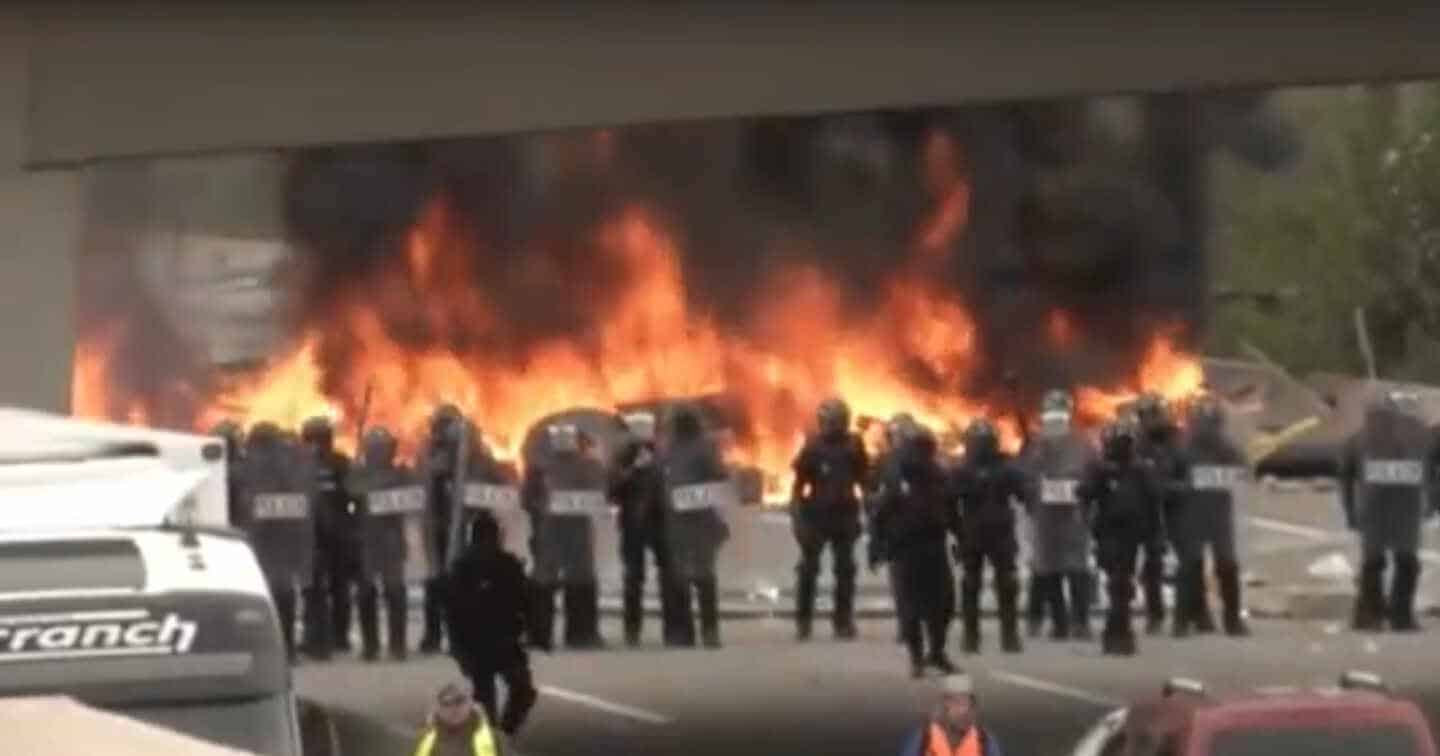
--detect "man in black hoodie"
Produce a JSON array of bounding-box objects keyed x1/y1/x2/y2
[{"x1": 444, "y1": 511, "x2": 538, "y2": 735}]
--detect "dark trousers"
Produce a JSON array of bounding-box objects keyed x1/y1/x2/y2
[
  {"x1": 1356, "y1": 550, "x2": 1423, "y2": 631},
  {"x1": 620, "y1": 528, "x2": 676, "y2": 644},
  {"x1": 306, "y1": 544, "x2": 364, "y2": 654},
  {"x1": 959, "y1": 534, "x2": 1020, "y2": 647},
  {"x1": 894, "y1": 547, "x2": 953, "y2": 663},
  {"x1": 462, "y1": 655, "x2": 538, "y2": 735},
  {"x1": 531, "y1": 582, "x2": 603, "y2": 649},
  {"x1": 269, "y1": 578, "x2": 298, "y2": 661},
  {"x1": 1098, "y1": 536, "x2": 1142, "y2": 646},
  {"x1": 1140, "y1": 540, "x2": 1167, "y2": 629},
  {"x1": 357, "y1": 570, "x2": 408, "y2": 657},
  {"x1": 795, "y1": 531, "x2": 858, "y2": 634},
  {"x1": 1030, "y1": 571, "x2": 1092, "y2": 639}
]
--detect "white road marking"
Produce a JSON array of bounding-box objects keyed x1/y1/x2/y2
[
  {"x1": 986, "y1": 670, "x2": 1122, "y2": 708},
  {"x1": 1247, "y1": 516, "x2": 1440, "y2": 565},
  {"x1": 539, "y1": 685, "x2": 674, "y2": 725}
]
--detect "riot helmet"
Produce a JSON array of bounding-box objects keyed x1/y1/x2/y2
[
  {"x1": 210, "y1": 419, "x2": 244, "y2": 460},
  {"x1": 1134, "y1": 392, "x2": 1168, "y2": 433},
  {"x1": 1187, "y1": 394, "x2": 1225, "y2": 437},
  {"x1": 431, "y1": 403, "x2": 463, "y2": 439},
  {"x1": 1040, "y1": 389, "x2": 1074, "y2": 438},
  {"x1": 301, "y1": 415, "x2": 335, "y2": 452},
  {"x1": 964, "y1": 417, "x2": 999, "y2": 462},
  {"x1": 623, "y1": 411, "x2": 657, "y2": 443},
  {"x1": 246, "y1": 421, "x2": 283, "y2": 452},
  {"x1": 886, "y1": 412, "x2": 918, "y2": 450},
  {"x1": 669, "y1": 405, "x2": 704, "y2": 442},
  {"x1": 817, "y1": 398, "x2": 851, "y2": 439},
  {"x1": 547, "y1": 423, "x2": 581, "y2": 454},
  {"x1": 362, "y1": 426, "x2": 398, "y2": 467},
  {"x1": 467, "y1": 509, "x2": 502, "y2": 552},
  {"x1": 1101, "y1": 418, "x2": 1137, "y2": 463}
]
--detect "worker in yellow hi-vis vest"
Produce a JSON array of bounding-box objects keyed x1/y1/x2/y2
[{"x1": 412, "y1": 682, "x2": 505, "y2": 756}]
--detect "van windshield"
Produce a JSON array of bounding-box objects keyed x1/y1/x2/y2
[
  {"x1": 1210, "y1": 724, "x2": 1419, "y2": 756},
  {"x1": 112, "y1": 694, "x2": 296, "y2": 756}
]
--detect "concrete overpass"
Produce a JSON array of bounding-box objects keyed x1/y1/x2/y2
[{"x1": 5, "y1": 4, "x2": 1440, "y2": 412}]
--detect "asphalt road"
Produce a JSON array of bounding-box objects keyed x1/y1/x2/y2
[{"x1": 298, "y1": 615, "x2": 1440, "y2": 756}]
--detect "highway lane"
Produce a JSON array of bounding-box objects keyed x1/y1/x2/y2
[{"x1": 297, "y1": 616, "x2": 1440, "y2": 756}]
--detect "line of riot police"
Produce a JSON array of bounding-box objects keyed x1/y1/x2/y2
[
  {"x1": 212, "y1": 400, "x2": 739, "y2": 667},
  {"x1": 859, "y1": 388, "x2": 1257, "y2": 676}
]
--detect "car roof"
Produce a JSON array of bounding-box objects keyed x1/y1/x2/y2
[{"x1": 1128, "y1": 688, "x2": 1412, "y2": 736}]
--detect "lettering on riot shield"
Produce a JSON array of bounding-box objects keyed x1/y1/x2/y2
[
  {"x1": 671, "y1": 481, "x2": 738, "y2": 512},
  {"x1": 368, "y1": 485, "x2": 426, "y2": 516},
  {"x1": 548, "y1": 490, "x2": 606, "y2": 516},
  {"x1": 1039, "y1": 478, "x2": 1079, "y2": 506},
  {"x1": 1191, "y1": 465, "x2": 1245, "y2": 491},
  {"x1": 252, "y1": 493, "x2": 309, "y2": 520},
  {"x1": 464, "y1": 483, "x2": 521, "y2": 512},
  {"x1": 1363, "y1": 460, "x2": 1424, "y2": 486}
]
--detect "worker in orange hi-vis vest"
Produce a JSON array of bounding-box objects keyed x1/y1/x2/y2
[{"x1": 898, "y1": 673, "x2": 1005, "y2": 756}]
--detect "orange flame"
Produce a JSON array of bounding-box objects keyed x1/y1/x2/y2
[{"x1": 72, "y1": 139, "x2": 1205, "y2": 498}]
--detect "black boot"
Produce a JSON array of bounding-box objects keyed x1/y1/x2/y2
[
  {"x1": 1354, "y1": 556, "x2": 1387, "y2": 632},
  {"x1": 795, "y1": 566, "x2": 818, "y2": 642},
  {"x1": 1044, "y1": 574, "x2": 1070, "y2": 641},
  {"x1": 961, "y1": 574, "x2": 982, "y2": 654},
  {"x1": 1068, "y1": 572, "x2": 1093, "y2": 640},
  {"x1": 1026, "y1": 573, "x2": 1044, "y2": 638},
  {"x1": 1215, "y1": 560, "x2": 1250, "y2": 637},
  {"x1": 998, "y1": 574, "x2": 1023, "y2": 654},
  {"x1": 1103, "y1": 569, "x2": 1138, "y2": 657},
  {"x1": 384, "y1": 582, "x2": 408, "y2": 661},
  {"x1": 834, "y1": 565, "x2": 858, "y2": 641},
  {"x1": 419, "y1": 577, "x2": 445, "y2": 654},
  {"x1": 622, "y1": 571, "x2": 644, "y2": 647},
  {"x1": 697, "y1": 577, "x2": 722, "y2": 648},
  {"x1": 331, "y1": 578, "x2": 354, "y2": 654},
  {"x1": 530, "y1": 583, "x2": 557, "y2": 652},
  {"x1": 1172, "y1": 560, "x2": 1199, "y2": 639},
  {"x1": 1389, "y1": 553, "x2": 1423, "y2": 632},
  {"x1": 564, "y1": 583, "x2": 604, "y2": 649},
  {"x1": 926, "y1": 610, "x2": 956, "y2": 674},
  {"x1": 357, "y1": 580, "x2": 381, "y2": 662}
]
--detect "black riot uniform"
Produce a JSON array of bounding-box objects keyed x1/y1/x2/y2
[
  {"x1": 1340, "y1": 391, "x2": 1436, "y2": 632},
  {"x1": 300, "y1": 416, "x2": 359, "y2": 660},
  {"x1": 609, "y1": 411, "x2": 679, "y2": 647},
  {"x1": 872, "y1": 427, "x2": 958, "y2": 678},
  {"x1": 1079, "y1": 420, "x2": 1165, "y2": 657},
  {"x1": 1172, "y1": 397, "x2": 1250, "y2": 638},
  {"x1": 950, "y1": 418, "x2": 1032, "y2": 654},
  {"x1": 347, "y1": 427, "x2": 428, "y2": 661},
  {"x1": 660, "y1": 406, "x2": 733, "y2": 649},
  {"x1": 867, "y1": 413, "x2": 920, "y2": 645},
  {"x1": 235, "y1": 422, "x2": 314, "y2": 662},
  {"x1": 444, "y1": 511, "x2": 539, "y2": 735},
  {"x1": 210, "y1": 420, "x2": 245, "y2": 526},
  {"x1": 523, "y1": 423, "x2": 607, "y2": 650},
  {"x1": 417, "y1": 405, "x2": 472, "y2": 654},
  {"x1": 1134, "y1": 394, "x2": 1183, "y2": 635},
  {"x1": 1020, "y1": 390, "x2": 1097, "y2": 641},
  {"x1": 790, "y1": 399, "x2": 870, "y2": 641}
]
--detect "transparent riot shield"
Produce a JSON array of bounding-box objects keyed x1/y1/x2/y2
[
  {"x1": 366, "y1": 483, "x2": 432, "y2": 584},
  {"x1": 667, "y1": 480, "x2": 739, "y2": 582},
  {"x1": 249, "y1": 490, "x2": 314, "y2": 582},
  {"x1": 535, "y1": 489, "x2": 607, "y2": 583},
  {"x1": 463, "y1": 481, "x2": 530, "y2": 562}
]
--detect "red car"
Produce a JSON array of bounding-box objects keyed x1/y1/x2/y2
[{"x1": 1069, "y1": 672, "x2": 1437, "y2": 756}]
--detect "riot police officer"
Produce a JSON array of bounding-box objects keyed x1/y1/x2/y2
[
  {"x1": 1341, "y1": 390, "x2": 1435, "y2": 632},
  {"x1": 1134, "y1": 393, "x2": 1183, "y2": 635},
  {"x1": 419, "y1": 404, "x2": 464, "y2": 654},
  {"x1": 300, "y1": 416, "x2": 359, "y2": 659},
  {"x1": 1020, "y1": 390, "x2": 1096, "y2": 641},
  {"x1": 868, "y1": 413, "x2": 919, "y2": 645},
  {"x1": 661, "y1": 405, "x2": 733, "y2": 649},
  {"x1": 349, "y1": 426, "x2": 428, "y2": 661},
  {"x1": 609, "y1": 411, "x2": 678, "y2": 647},
  {"x1": 872, "y1": 426, "x2": 958, "y2": 677},
  {"x1": 1079, "y1": 419, "x2": 1164, "y2": 656},
  {"x1": 950, "y1": 418, "x2": 1031, "y2": 654},
  {"x1": 790, "y1": 398, "x2": 870, "y2": 641},
  {"x1": 236, "y1": 422, "x2": 314, "y2": 662},
  {"x1": 1173, "y1": 396, "x2": 1250, "y2": 637},
  {"x1": 523, "y1": 423, "x2": 607, "y2": 650}
]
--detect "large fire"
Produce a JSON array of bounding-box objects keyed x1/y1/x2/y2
[{"x1": 72, "y1": 130, "x2": 1204, "y2": 498}]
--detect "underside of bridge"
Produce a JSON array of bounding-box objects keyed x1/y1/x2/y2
[{"x1": 4, "y1": 3, "x2": 1440, "y2": 412}]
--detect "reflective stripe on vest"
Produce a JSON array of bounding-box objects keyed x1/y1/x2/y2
[
  {"x1": 927, "y1": 724, "x2": 982, "y2": 756},
  {"x1": 413, "y1": 719, "x2": 498, "y2": 756}
]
